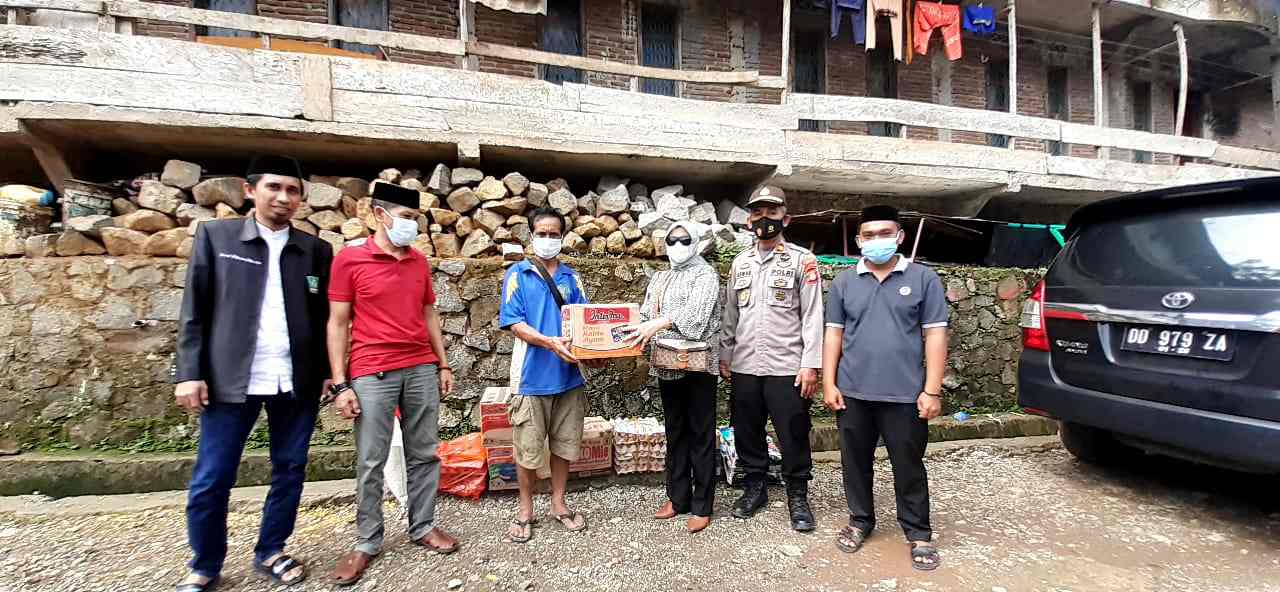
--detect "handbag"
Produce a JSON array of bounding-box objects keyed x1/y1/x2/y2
[{"x1": 649, "y1": 272, "x2": 712, "y2": 372}]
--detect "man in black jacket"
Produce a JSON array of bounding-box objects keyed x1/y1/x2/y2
[{"x1": 173, "y1": 155, "x2": 331, "y2": 592}]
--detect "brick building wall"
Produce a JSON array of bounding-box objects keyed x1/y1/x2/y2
[
  {"x1": 387, "y1": 0, "x2": 458, "y2": 67},
  {"x1": 135, "y1": 0, "x2": 194, "y2": 40},
  {"x1": 825, "y1": 23, "x2": 868, "y2": 135},
  {"x1": 1067, "y1": 64, "x2": 1097, "y2": 158},
  {"x1": 474, "y1": 5, "x2": 538, "y2": 78},
  {"x1": 256, "y1": 0, "x2": 327, "y2": 23},
  {"x1": 680, "y1": 0, "x2": 733, "y2": 102},
  {"x1": 1211, "y1": 83, "x2": 1274, "y2": 150},
  {"x1": 582, "y1": 0, "x2": 634, "y2": 91},
  {"x1": 1013, "y1": 50, "x2": 1048, "y2": 152},
  {"x1": 733, "y1": 0, "x2": 782, "y2": 105},
  {"x1": 949, "y1": 40, "x2": 989, "y2": 146}
]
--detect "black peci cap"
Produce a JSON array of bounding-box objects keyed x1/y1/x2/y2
[
  {"x1": 246, "y1": 154, "x2": 304, "y2": 181},
  {"x1": 370, "y1": 181, "x2": 421, "y2": 210},
  {"x1": 860, "y1": 204, "x2": 899, "y2": 224}
]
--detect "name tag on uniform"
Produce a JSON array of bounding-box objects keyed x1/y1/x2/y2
[
  {"x1": 306, "y1": 275, "x2": 320, "y2": 294},
  {"x1": 733, "y1": 267, "x2": 753, "y2": 290},
  {"x1": 768, "y1": 268, "x2": 796, "y2": 289}
]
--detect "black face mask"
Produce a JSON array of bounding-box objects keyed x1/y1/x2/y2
[{"x1": 750, "y1": 217, "x2": 785, "y2": 240}]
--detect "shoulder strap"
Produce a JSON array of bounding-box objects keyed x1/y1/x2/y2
[{"x1": 530, "y1": 259, "x2": 567, "y2": 308}]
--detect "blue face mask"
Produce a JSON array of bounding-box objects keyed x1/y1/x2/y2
[{"x1": 860, "y1": 236, "x2": 898, "y2": 265}]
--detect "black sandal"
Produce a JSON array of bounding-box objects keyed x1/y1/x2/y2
[
  {"x1": 548, "y1": 511, "x2": 588, "y2": 532},
  {"x1": 835, "y1": 526, "x2": 868, "y2": 554},
  {"x1": 507, "y1": 518, "x2": 534, "y2": 543},
  {"x1": 255, "y1": 554, "x2": 307, "y2": 586},
  {"x1": 175, "y1": 576, "x2": 221, "y2": 592},
  {"x1": 910, "y1": 542, "x2": 941, "y2": 571}
]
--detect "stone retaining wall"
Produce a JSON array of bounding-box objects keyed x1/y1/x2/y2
[{"x1": 0, "y1": 256, "x2": 1040, "y2": 453}]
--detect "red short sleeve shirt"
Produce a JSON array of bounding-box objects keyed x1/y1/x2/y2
[{"x1": 329, "y1": 240, "x2": 439, "y2": 379}]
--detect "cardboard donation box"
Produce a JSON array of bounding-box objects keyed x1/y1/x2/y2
[
  {"x1": 570, "y1": 416, "x2": 614, "y2": 473},
  {"x1": 479, "y1": 387, "x2": 513, "y2": 432},
  {"x1": 484, "y1": 416, "x2": 616, "y2": 491},
  {"x1": 561, "y1": 304, "x2": 643, "y2": 359}
]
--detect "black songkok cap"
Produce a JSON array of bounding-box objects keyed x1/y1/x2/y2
[
  {"x1": 371, "y1": 181, "x2": 421, "y2": 210},
  {"x1": 246, "y1": 154, "x2": 304, "y2": 182},
  {"x1": 860, "y1": 204, "x2": 899, "y2": 224}
]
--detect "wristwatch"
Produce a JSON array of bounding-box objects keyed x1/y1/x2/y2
[
  {"x1": 328, "y1": 381, "x2": 352, "y2": 396},
  {"x1": 439, "y1": 366, "x2": 453, "y2": 372},
  {"x1": 923, "y1": 391, "x2": 943, "y2": 398}
]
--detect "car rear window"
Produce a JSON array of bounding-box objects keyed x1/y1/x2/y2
[{"x1": 1059, "y1": 202, "x2": 1280, "y2": 288}]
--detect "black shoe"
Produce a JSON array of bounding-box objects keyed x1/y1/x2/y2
[
  {"x1": 786, "y1": 482, "x2": 816, "y2": 532},
  {"x1": 732, "y1": 480, "x2": 768, "y2": 519}
]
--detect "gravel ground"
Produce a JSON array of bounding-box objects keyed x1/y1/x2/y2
[{"x1": 2, "y1": 440, "x2": 1279, "y2": 592}]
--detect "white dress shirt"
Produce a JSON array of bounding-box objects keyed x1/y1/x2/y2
[{"x1": 246, "y1": 222, "x2": 294, "y2": 396}]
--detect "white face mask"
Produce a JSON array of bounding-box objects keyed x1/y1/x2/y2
[
  {"x1": 383, "y1": 212, "x2": 418, "y2": 248},
  {"x1": 532, "y1": 236, "x2": 563, "y2": 260},
  {"x1": 666, "y1": 243, "x2": 697, "y2": 265}
]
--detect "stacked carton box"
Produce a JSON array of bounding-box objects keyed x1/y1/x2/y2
[{"x1": 480, "y1": 387, "x2": 616, "y2": 491}]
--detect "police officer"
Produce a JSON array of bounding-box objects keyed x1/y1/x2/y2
[{"x1": 719, "y1": 185, "x2": 824, "y2": 532}]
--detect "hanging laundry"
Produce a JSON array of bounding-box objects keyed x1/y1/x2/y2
[
  {"x1": 963, "y1": 4, "x2": 997, "y2": 36},
  {"x1": 865, "y1": 0, "x2": 904, "y2": 61},
  {"x1": 914, "y1": 1, "x2": 962, "y2": 61},
  {"x1": 831, "y1": 0, "x2": 867, "y2": 45}
]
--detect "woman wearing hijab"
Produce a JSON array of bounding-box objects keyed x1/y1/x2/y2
[{"x1": 625, "y1": 221, "x2": 723, "y2": 533}]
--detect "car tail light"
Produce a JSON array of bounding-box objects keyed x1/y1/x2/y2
[{"x1": 1021, "y1": 280, "x2": 1049, "y2": 352}]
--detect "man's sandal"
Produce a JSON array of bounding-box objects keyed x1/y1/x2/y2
[
  {"x1": 254, "y1": 554, "x2": 307, "y2": 586},
  {"x1": 175, "y1": 576, "x2": 221, "y2": 592},
  {"x1": 910, "y1": 542, "x2": 941, "y2": 571},
  {"x1": 507, "y1": 518, "x2": 534, "y2": 543},
  {"x1": 835, "y1": 526, "x2": 868, "y2": 554},
  {"x1": 548, "y1": 511, "x2": 588, "y2": 532}
]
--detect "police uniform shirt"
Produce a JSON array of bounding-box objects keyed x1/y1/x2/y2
[{"x1": 720, "y1": 242, "x2": 825, "y2": 376}]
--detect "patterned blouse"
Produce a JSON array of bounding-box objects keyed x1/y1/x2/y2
[{"x1": 639, "y1": 261, "x2": 723, "y2": 380}]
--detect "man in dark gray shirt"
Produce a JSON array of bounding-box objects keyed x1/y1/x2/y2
[{"x1": 821, "y1": 205, "x2": 948, "y2": 571}]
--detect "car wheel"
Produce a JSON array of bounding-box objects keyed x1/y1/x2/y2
[{"x1": 1059, "y1": 421, "x2": 1122, "y2": 465}]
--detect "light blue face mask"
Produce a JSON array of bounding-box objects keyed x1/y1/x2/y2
[
  {"x1": 385, "y1": 214, "x2": 419, "y2": 247},
  {"x1": 860, "y1": 236, "x2": 899, "y2": 265}
]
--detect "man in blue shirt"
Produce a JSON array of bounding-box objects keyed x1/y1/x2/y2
[{"x1": 499, "y1": 207, "x2": 605, "y2": 543}]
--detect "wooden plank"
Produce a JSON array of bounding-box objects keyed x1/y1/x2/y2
[
  {"x1": 301, "y1": 55, "x2": 332, "y2": 121},
  {"x1": 574, "y1": 83, "x2": 798, "y2": 130},
  {"x1": 1, "y1": 0, "x2": 100, "y2": 13},
  {"x1": 1210, "y1": 144, "x2": 1280, "y2": 170},
  {"x1": 1174, "y1": 23, "x2": 1187, "y2": 137},
  {"x1": 465, "y1": 40, "x2": 760, "y2": 84},
  {"x1": 795, "y1": 94, "x2": 1061, "y2": 141},
  {"x1": 754, "y1": 75, "x2": 786, "y2": 89},
  {"x1": 329, "y1": 58, "x2": 581, "y2": 110},
  {"x1": 0, "y1": 62, "x2": 304, "y2": 117},
  {"x1": 457, "y1": 0, "x2": 477, "y2": 71},
  {"x1": 0, "y1": 27, "x2": 276, "y2": 81},
  {"x1": 17, "y1": 121, "x2": 74, "y2": 194},
  {"x1": 1092, "y1": 4, "x2": 1108, "y2": 160},
  {"x1": 100, "y1": 0, "x2": 465, "y2": 56},
  {"x1": 1059, "y1": 121, "x2": 1217, "y2": 157},
  {"x1": 1007, "y1": 0, "x2": 1017, "y2": 115},
  {"x1": 781, "y1": 0, "x2": 791, "y2": 94}
]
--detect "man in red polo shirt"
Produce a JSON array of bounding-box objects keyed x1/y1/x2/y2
[{"x1": 326, "y1": 182, "x2": 459, "y2": 586}]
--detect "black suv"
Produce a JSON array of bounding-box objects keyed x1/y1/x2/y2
[{"x1": 1018, "y1": 177, "x2": 1280, "y2": 473}]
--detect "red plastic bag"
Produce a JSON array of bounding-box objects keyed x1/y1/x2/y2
[{"x1": 438, "y1": 432, "x2": 488, "y2": 499}]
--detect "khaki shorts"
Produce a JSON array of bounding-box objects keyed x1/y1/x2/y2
[{"x1": 508, "y1": 387, "x2": 586, "y2": 470}]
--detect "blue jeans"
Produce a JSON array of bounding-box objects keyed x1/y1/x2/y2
[{"x1": 186, "y1": 395, "x2": 317, "y2": 578}]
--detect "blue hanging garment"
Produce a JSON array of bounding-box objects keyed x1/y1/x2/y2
[
  {"x1": 963, "y1": 4, "x2": 996, "y2": 36},
  {"x1": 831, "y1": 0, "x2": 867, "y2": 45}
]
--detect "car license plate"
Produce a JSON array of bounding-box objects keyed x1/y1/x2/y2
[{"x1": 1119, "y1": 325, "x2": 1235, "y2": 362}]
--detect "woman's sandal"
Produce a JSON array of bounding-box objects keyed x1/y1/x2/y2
[
  {"x1": 175, "y1": 576, "x2": 221, "y2": 592},
  {"x1": 254, "y1": 554, "x2": 307, "y2": 586},
  {"x1": 507, "y1": 518, "x2": 534, "y2": 543},
  {"x1": 548, "y1": 511, "x2": 588, "y2": 533},
  {"x1": 835, "y1": 526, "x2": 868, "y2": 554},
  {"x1": 910, "y1": 542, "x2": 941, "y2": 571}
]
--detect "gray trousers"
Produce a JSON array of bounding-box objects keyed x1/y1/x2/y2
[{"x1": 352, "y1": 364, "x2": 441, "y2": 555}]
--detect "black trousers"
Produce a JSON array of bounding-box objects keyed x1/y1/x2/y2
[
  {"x1": 659, "y1": 372, "x2": 718, "y2": 517},
  {"x1": 838, "y1": 397, "x2": 931, "y2": 542},
  {"x1": 730, "y1": 373, "x2": 812, "y2": 484}
]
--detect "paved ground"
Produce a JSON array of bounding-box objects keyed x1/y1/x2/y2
[{"x1": 2, "y1": 436, "x2": 1278, "y2": 592}]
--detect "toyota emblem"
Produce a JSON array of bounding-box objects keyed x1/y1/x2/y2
[{"x1": 1161, "y1": 291, "x2": 1195, "y2": 310}]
